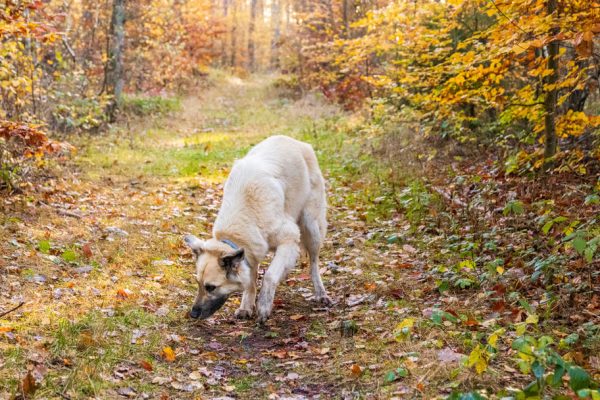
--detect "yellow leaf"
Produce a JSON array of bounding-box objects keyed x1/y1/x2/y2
[
  {"x1": 395, "y1": 317, "x2": 415, "y2": 330},
  {"x1": 394, "y1": 317, "x2": 415, "y2": 341},
  {"x1": 488, "y1": 328, "x2": 505, "y2": 349},
  {"x1": 162, "y1": 346, "x2": 176, "y2": 362},
  {"x1": 525, "y1": 314, "x2": 539, "y2": 324},
  {"x1": 467, "y1": 344, "x2": 488, "y2": 374}
]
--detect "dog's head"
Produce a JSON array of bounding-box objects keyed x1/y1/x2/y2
[{"x1": 183, "y1": 235, "x2": 248, "y2": 319}]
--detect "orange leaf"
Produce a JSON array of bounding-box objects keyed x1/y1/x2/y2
[
  {"x1": 82, "y1": 243, "x2": 93, "y2": 258},
  {"x1": 162, "y1": 346, "x2": 176, "y2": 362},
  {"x1": 20, "y1": 371, "x2": 37, "y2": 397},
  {"x1": 290, "y1": 314, "x2": 306, "y2": 321},
  {"x1": 139, "y1": 360, "x2": 153, "y2": 371},
  {"x1": 350, "y1": 364, "x2": 362, "y2": 378}
]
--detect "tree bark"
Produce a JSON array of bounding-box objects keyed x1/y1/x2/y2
[
  {"x1": 270, "y1": 0, "x2": 281, "y2": 69},
  {"x1": 221, "y1": 0, "x2": 229, "y2": 66},
  {"x1": 106, "y1": 0, "x2": 125, "y2": 122},
  {"x1": 342, "y1": 0, "x2": 350, "y2": 38},
  {"x1": 543, "y1": 0, "x2": 559, "y2": 171},
  {"x1": 248, "y1": 0, "x2": 257, "y2": 71},
  {"x1": 230, "y1": 0, "x2": 237, "y2": 67}
]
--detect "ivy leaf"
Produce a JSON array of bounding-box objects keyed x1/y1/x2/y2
[{"x1": 568, "y1": 366, "x2": 591, "y2": 392}]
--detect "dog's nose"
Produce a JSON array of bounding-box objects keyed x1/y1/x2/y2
[{"x1": 190, "y1": 306, "x2": 201, "y2": 319}]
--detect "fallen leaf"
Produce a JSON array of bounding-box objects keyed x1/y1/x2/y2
[
  {"x1": 350, "y1": 364, "x2": 363, "y2": 377},
  {"x1": 139, "y1": 360, "x2": 153, "y2": 371},
  {"x1": 286, "y1": 372, "x2": 300, "y2": 380},
  {"x1": 117, "y1": 387, "x2": 136, "y2": 398},
  {"x1": 290, "y1": 314, "x2": 306, "y2": 321},
  {"x1": 437, "y1": 347, "x2": 464, "y2": 363},
  {"x1": 189, "y1": 371, "x2": 203, "y2": 380},
  {"x1": 116, "y1": 288, "x2": 131, "y2": 299},
  {"x1": 162, "y1": 346, "x2": 176, "y2": 362},
  {"x1": 20, "y1": 371, "x2": 37, "y2": 397},
  {"x1": 82, "y1": 243, "x2": 93, "y2": 258}
]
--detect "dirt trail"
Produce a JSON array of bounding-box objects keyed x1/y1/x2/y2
[{"x1": 0, "y1": 75, "x2": 468, "y2": 399}]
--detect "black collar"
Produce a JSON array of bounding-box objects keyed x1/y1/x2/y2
[{"x1": 221, "y1": 239, "x2": 239, "y2": 250}]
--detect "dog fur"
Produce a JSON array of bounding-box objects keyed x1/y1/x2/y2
[{"x1": 184, "y1": 135, "x2": 330, "y2": 322}]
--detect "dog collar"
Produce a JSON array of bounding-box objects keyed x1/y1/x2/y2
[{"x1": 221, "y1": 239, "x2": 239, "y2": 250}]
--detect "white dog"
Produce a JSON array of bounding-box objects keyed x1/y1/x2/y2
[{"x1": 184, "y1": 135, "x2": 330, "y2": 322}]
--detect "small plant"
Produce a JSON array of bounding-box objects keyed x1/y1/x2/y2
[
  {"x1": 398, "y1": 180, "x2": 434, "y2": 224},
  {"x1": 503, "y1": 199, "x2": 525, "y2": 216},
  {"x1": 565, "y1": 229, "x2": 599, "y2": 263},
  {"x1": 511, "y1": 334, "x2": 599, "y2": 399}
]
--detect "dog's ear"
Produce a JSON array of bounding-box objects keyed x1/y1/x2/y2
[
  {"x1": 220, "y1": 248, "x2": 244, "y2": 274},
  {"x1": 184, "y1": 234, "x2": 205, "y2": 256}
]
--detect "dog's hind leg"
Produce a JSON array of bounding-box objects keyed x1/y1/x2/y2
[
  {"x1": 300, "y1": 211, "x2": 331, "y2": 305},
  {"x1": 257, "y1": 222, "x2": 300, "y2": 323}
]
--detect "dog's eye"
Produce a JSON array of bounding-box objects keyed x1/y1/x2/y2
[{"x1": 204, "y1": 284, "x2": 216, "y2": 293}]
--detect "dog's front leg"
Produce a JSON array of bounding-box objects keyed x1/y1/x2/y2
[
  {"x1": 257, "y1": 242, "x2": 299, "y2": 323},
  {"x1": 235, "y1": 266, "x2": 257, "y2": 319}
]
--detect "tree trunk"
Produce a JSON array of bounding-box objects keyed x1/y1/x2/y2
[
  {"x1": 270, "y1": 0, "x2": 281, "y2": 69},
  {"x1": 106, "y1": 0, "x2": 125, "y2": 122},
  {"x1": 543, "y1": 0, "x2": 559, "y2": 171},
  {"x1": 248, "y1": 0, "x2": 257, "y2": 71},
  {"x1": 342, "y1": 0, "x2": 350, "y2": 38},
  {"x1": 221, "y1": 0, "x2": 229, "y2": 66},
  {"x1": 230, "y1": 0, "x2": 237, "y2": 67}
]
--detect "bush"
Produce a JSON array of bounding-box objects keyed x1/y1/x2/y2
[
  {"x1": 121, "y1": 95, "x2": 181, "y2": 117},
  {"x1": 271, "y1": 75, "x2": 303, "y2": 100}
]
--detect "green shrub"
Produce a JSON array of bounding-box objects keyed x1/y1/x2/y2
[{"x1": 121, "y1": 95, "x2": 181, "y2": 116}]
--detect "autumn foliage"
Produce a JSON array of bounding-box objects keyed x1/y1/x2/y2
[{"x1": 283, "y1": 0, "x2": 600, "y2": 171}]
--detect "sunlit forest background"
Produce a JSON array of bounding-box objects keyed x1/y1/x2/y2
[
  {"x1": 2, "y1": 0, "x2": 600, "y2": 155},
  {"x1": 1, "y1": 0, "x2": 599, "y2": 399}
]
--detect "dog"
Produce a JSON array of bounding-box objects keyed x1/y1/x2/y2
[{"x1": 184, "y1": 135, "x2": 331, "y2": 322}]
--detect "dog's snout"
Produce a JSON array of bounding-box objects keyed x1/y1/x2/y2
[
  {"x1": 189, "y1": 295, "x2": 228, "y2": 319},
  {"x1": 189, "y1": 305, "x2": 202, "y2": 319}
]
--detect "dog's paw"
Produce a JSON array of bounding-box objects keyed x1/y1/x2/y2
[
  {"x1": 256, "y1": 304, "x2": 271, "y2": 324},
  {"x1": 234, "y1": 308, "x2": 253, "y2": 319},
  {"x1": 313, "y1": 294, "x2": 333, "y2": 307}
]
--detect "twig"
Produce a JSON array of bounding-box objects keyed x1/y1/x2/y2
[
  {"x1": 56, "y1": 209, "x2": 83, "y2": 219},
  {"x1": 38, "y1": 201, "x2": 83, "y2": 219},
  {"x1": 0, "y1": 301, "x2": 25, "y2": 318},
  {"x1": 56, "y1": 391, "x2": 72, "y2": 400},
  {"x1": 61, "y1": 37, "x2": 77, "y2": 62},
  {"x1": 488, "y1": 0, "x2": 528, "y2": 35}
]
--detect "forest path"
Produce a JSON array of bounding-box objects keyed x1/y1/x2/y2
[{"x1": 1, "y1": 74, "x2": 467, "y2": 399}]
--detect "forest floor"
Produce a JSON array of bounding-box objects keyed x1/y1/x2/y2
[{"x1": 1, "y1": 73, "x2": 598, "y2": 400}]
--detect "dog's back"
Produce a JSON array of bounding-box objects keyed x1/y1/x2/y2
[{"x1": 215, "y1": 136, "x2": 324, "y2": 237}]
